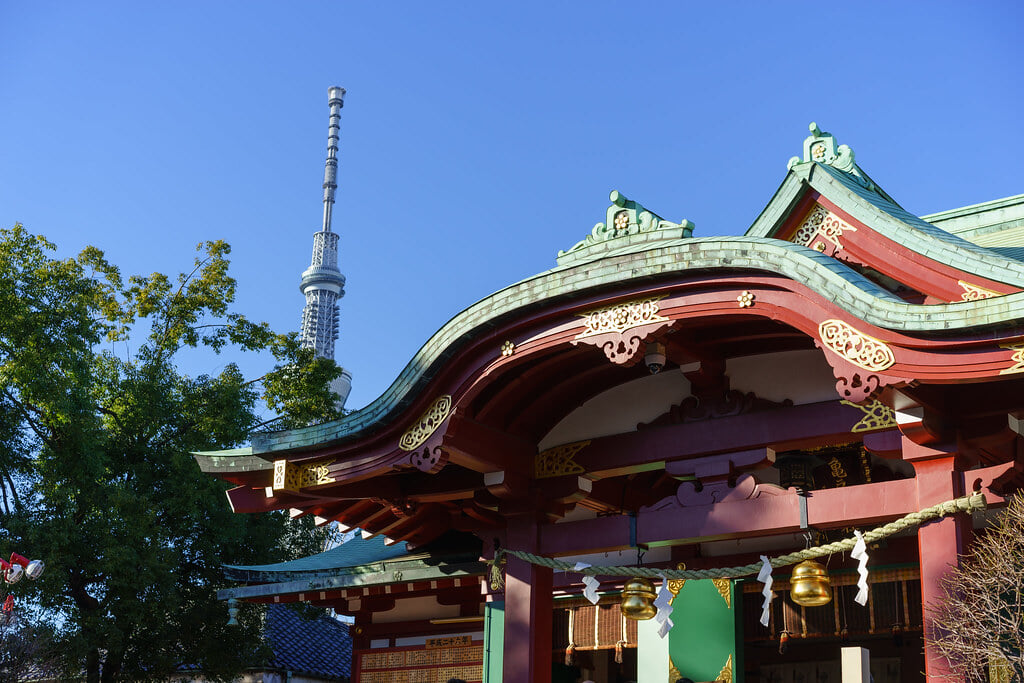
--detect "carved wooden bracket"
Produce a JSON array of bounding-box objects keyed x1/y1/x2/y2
[
  {"x1": 572, "y1": 320, "x2": 674, "y2": 365},
  {"x1": 814, "y1": 329, "x2": 908, "y2": 404},
  {"x1": 571, "y1": 296, "x2": 675, "y2": 366},
  {"x1": 401, "y1": 431, "x2": 449, "y2": 474}
]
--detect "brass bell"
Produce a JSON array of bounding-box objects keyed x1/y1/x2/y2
[
  {"x1": 789, "y1": 559, "x2": 832, "y2": 606},
  {"x1": 620, "y1": 577, "x2": 658, "y2": 620}
]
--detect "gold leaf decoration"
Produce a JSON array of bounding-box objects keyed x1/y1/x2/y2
[
  {"x1": 398, "y1": 395, "x2": 453, "y2": 451},
  {"x1": 1000, "y1": 343, "x2": 1024, "y2": 375},
  {"x1": 712, "y1": 578, "x2": 732, "y2": 608},
  {"x1": 575, "y1": 297, "x2": 669, "y2": 339},
  {"x1": 717, "y1": 654, "x2": 734, "y2": 683},
  {"x1": 535, "y1": 441, "x2": 590, "y2": 479},
  {"x1": 819, "y1": 319, "x2": 895, "y2": 372},
  {"x1": 272, "y1": 459, "x2": 335, "y2": 491},
  {"x1": 840, "y1": 399, "x2": 896, "y2": 432},
  {"x1": 958, "y1": 280, "x2": 1001, "y2": 301},
  {"x1": 792, "y1": 205, "x2": 857, "y2": 253}
]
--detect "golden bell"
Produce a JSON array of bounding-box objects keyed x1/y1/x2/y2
[
  {"x1": 620, "y1": 577, "x2": 658, "y2": 620},
  {"x1": 789, "y1": 559, "x2": 832, "y2": 606}
]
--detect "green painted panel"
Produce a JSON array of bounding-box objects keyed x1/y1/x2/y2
[
  {"x1": 483, "y1": 601, "x2": 504, "y2": 683},
  {"x1": 669, "y1": 580, "x2": 740, "y2": 683}
]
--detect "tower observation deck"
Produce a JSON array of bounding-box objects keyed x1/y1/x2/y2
[{"x1": 299, "y1": 86, "x2": 352, "y2": 408}]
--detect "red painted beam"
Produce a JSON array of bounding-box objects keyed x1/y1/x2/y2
[
  {"x1": 541, "y1": 478, "x2": 927, "y2": 555},
  {"x1": 575, "y1": 400, "x2": 866, "y2": 478}
]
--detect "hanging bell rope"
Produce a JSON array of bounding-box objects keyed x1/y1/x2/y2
[{"x1": 487, "y1": 491, "x2": 985, "y2": 590}]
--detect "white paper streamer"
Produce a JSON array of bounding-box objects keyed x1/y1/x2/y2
[
  {"x1": 653, "y1": 576, "x2": 675, "y2": 639},
  {"x1": 851, "y1": 531, "x2": 870, "y2": 606},
  {"x1": 757, "y1": 555, "x2": 773, "y2": 627},
  {"x1": 574, "y1": 562, "x2": 600, "y2": 605}
]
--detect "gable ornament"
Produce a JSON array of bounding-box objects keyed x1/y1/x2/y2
[{"x1": 558, "y1": 190, "x2": 694, "y2": 264}]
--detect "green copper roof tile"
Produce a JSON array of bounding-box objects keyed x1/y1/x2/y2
[
  {"x1": 196, "y1": 232, "x2": 1024, "y2": 466},
  {"x1": 224, "y1": 535, "x2": 410, "y2": 578}
]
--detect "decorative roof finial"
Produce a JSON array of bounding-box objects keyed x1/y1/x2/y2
[
  {"x1": 788, "y1": 122, "x2": 875, "y2": 191},
  {"x1": 788, "y1": 122, "x2": 857, "y2": 171},
  {"x1": 556, "y1": 191, "x2": 695, "y2": 266}
]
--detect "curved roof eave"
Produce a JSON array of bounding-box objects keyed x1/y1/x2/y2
[{"x1": 195, "y1": 232, "x2": 1024, "y2": 464}]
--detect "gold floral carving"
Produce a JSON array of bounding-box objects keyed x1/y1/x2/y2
[
  {"x1": 840, "y1": 399, "x2": 896, "y2": 432},
  {"x1": 500, "y1": 340, "x2": 515, "y2": 357},
  {"x1": 667, "y1": 563, "x2": 686, "y2": 605},
  {"x1": 818, "y1": 319, "x2": 895, "y2": 372},
  {"x1": 792, "y1": 205, "x2": 857, "y2": 253},
  {"x1": 958, "y1": 280, "x2": 1001, "y2": 301},
  {"x1": 999, "y1": 343, "x2": 1024, "y2": 375},
  {"x1": 272, "y1": 459, "x2": 335, "y2": 492},
  {"x1": 535, "y1": 441, "x2": 590, "y2": 479},
  {"x1": 398, "y1": 395, "x2": 453, "y2": 451},
  {"x1": 669, "y1": 654, "x2": 733, "y2": 683},
  {"x1": 575, "y1": 297, "x2": 669, "y2": 339},
  {"x1": 717, "y1": 654, "x2": 734, "y2": 683},
  {"x1": 712, "y1": 578, "x2": 732, "y2": 608}
]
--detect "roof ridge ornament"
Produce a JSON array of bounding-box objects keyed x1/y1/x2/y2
[
  {"x1": 788, "y1": 122, "x2": 875, "y2": 191},
  {"x1": 557, "y1": 190, "x2": 694, "y2": 263}
]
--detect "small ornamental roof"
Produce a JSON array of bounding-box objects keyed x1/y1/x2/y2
[{"x1": 223, "y1": 533, "x2": 411, "y2": 581}]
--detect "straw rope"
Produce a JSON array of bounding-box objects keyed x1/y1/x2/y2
[{"x1": 488, "y1": 492, "x2": 985, "y2": 589}]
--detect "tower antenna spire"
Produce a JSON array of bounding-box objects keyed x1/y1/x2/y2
[
  {"x1": 321, "y1": 86, "x2": 345, "y2": 233},
  {"x1": 299, "y1": 86, "x2": 352, "y2": 409}
]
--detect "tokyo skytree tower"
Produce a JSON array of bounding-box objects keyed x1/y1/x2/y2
[{"x1": 299, "y1": 86, "x2": 352, "y2": 408}]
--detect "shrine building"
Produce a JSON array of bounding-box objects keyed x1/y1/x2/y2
[{"x1": 197, "y1": 122, "x2": 1024, "y2": 683}]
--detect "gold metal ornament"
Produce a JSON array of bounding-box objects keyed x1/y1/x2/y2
[
  {"x1": 789, "y1": 559, "x2": 833, "y2": 606},
  {"x1": 620, "y1": 577, "x2": 658, "y2": 621}
]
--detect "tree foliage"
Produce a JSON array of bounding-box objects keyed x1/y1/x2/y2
[
  {"x1": 0, "y1": 224, "x2": 343, "y2": 681},
  {"x1": 931, "y1": 494, "x2": 1024, "y2": 681}
]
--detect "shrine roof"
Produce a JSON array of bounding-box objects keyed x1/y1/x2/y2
[
  {"x1": 747, "y1": 163, "x2": 1024, "y2": 287},
  {"x1": 195, "y1": 124, "x2": 1024, "y2": 465},
  {"x1": 263, "y1": 604, "x2": 351, "y2": 681},
  {"x1": 924, "y1": 193, "x2": 1024, "y2": 262},
  {"x1": 223, "y1": 534, "x2": 411, "y2": 580},
  {"x1": 218, "y1": 532, "x2": 485, "y2": 601}
]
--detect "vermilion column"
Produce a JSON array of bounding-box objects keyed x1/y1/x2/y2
[
  {"x1": 503, "y1": 515, "x2": 552, "y2": 683},
  {"x1": 903, "y1": 439, "x2": 973, "y2": 682}
]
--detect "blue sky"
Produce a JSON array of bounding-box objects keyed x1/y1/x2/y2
[{"x1": 1, "y1": 2, "x2": 1022, "y2": 412}]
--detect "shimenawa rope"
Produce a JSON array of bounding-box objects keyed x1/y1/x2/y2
[{"x1": 487, "y1": 492, "x2": 985, "y2": 590}]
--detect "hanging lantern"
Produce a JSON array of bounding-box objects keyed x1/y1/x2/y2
[
  {"x1": 620, "y1": 577, "x2": 658, "y2": 620},
  {"x1": 790, "y1": 560, "x2": 832, "y2": 606}
]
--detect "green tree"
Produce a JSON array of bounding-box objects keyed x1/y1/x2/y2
[{"x1": 0, "y1": 224, "x2": 343, "y2": 682}]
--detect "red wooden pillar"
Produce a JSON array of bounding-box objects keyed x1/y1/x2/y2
[
  {"x1": 903, "y1": 439, "x2": 973, "y2": 682},
  {"x1": 503, "y1": 515, "x2": 552, "y2": 683}
]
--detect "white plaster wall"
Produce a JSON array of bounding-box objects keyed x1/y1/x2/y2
[
  {"x1": 539, "y1": 365, "x2": 696, "y2": 450},
  {"x1": 370, "y1": 595, "x2": 460, "y2": 624},
  {"x1": 539, "y1": 350, "x2": 837, "y2": 450},
  {"x1": 726, "y1": 349, "x2": 836, "y2": 405}
]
